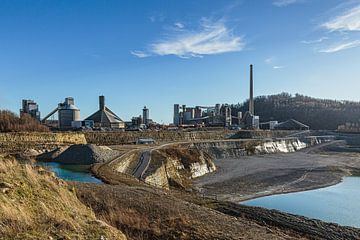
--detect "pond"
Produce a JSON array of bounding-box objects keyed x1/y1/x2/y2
[
  {"x1": 36, "y1": 162, "x2": 102, "y2": 184},
  {"x1": 242, "y1": 177, "x2": 360, "y2": 228}
]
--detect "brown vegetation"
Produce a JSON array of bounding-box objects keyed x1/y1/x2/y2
[
  {"x1": 73, "y1": 181, "x2": 304, "y2": 240},
  {"x1": 0, "y1": 110, "x2": 48, "y2": 132}
]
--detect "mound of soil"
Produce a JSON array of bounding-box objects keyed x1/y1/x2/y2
[{"x1": 53, "y1": 144, "x2": 120, "y2": 165}]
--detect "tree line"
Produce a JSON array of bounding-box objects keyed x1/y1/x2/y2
[{"x1": 231, "y1": 93, "x2": 360, "y2": 130}]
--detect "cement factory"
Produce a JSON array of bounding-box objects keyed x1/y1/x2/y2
[
  {"x1": 19, "y1": 65, "x2": 309, "y2": 131},
  {"x1": 173, "y1": 64, "x2": 260, "y2": 129}
]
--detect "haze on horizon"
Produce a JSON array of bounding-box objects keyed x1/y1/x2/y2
[{"x1": 0, "y1": 0, "x2": 359, "y2": 124}]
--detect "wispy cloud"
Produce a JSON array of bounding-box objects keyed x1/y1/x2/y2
[
  {"x1": 265, "y1": 57, "x2": 275, "y2": 64},
  {"x1": 273, "y1": 0, "x2": 302, "y2": 7},
  {"x1": 301, "y1": 37, "x2": 328, "y2": 44},
  {"x1": 265, "y1": 57, "x2": 285, "y2": 69},
  {"x1": 273, "y1": 65, "x2": 285, "y2": 69},
  {"x1": 149, "y1": 12, "x2": 166, "y2": 23},
  {"x1": 174, "y1": 22, "x2": 184, "y2": 29},
  {"x1": 319, "y1": 40, "x2": 360, "y2": 53},
  {"x1": 130, "y1": 51, "x2": 150, "y2": 58},
  {"x1": 315, "y1": 4, "x2": 360, "y2": 53},
  {"x1": 322, "y1": 5, "x2": 360, "y2": 32},
  {"x1": 131, "y1": 19, "x2": 245, "y2": 58}
]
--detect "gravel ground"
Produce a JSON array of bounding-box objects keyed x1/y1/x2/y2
[
  {"x1": 52, "y1": 144, "x2": 121, "y2": 164},
  {"x1": 194, "y1": 142, "x2": 360, "y2": 202}
]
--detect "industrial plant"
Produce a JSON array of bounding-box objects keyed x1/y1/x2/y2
[
  {"x1": 41, "y1": 97, "x2": 81, "y2": 130},
  {"x1": 173, "y1": 64, "x2": 260, "y2": 129},
  {"x1": 19, "y1": 64, "x2": 309, "y2": 132},
  {"x1": 20, "y1": 99, "x2": 41, "y2": 121}
]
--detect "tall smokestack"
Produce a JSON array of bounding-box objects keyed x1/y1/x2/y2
[
  {"x1": 249, "y1": 64, "x2": 254, "y2": 115},
  {"x1": 99, "y1": 95, "x2": 105, "y2": 110}
]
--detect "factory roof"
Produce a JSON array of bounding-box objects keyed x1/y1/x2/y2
[
  {"x1": 85, "y1": 106, "x2": 123, "y2": 124},
  {"x1": 275, "y1": 119, "x2": 309, "y2": 130}
]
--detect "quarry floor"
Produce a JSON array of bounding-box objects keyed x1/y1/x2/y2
[{"x1": 194, "y1": 142, "x2": 360, "y2": 202}]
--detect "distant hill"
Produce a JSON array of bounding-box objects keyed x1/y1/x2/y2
[{"x1": 231, "y1": 93, "x2": 360, "y2": 130}]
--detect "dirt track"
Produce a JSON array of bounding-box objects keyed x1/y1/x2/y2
[{"x1": 194, "y1": 141, "x2": 360, "y2": 202}]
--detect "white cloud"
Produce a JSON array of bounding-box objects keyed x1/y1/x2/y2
[
  {"x1": 301, "y1": 37, "x2": 328, "y2": 44},
  {"x1": 174, "y1": 22, "x2": 184, "y2": 29},
  {"x1": 130, "y1": 51, "x2": 151, "y2": 58},
  {"x1": 273, "y1": 65, "x2": 285, "y2": 69},
  {"x1": 265, "y1": 57, "x2": 275, "y2": 64},
  {"x1": 319, "y1": 40, "x2": 360, "y2": 53},
  {"x1": 273, "y1": 0, "x2": 302, "y2": 7},
  {"x1": 322, "y1": 5, "x2": 360, "y2": 32},
  {"x1": 132, "y1": 19, "x2": 244, "y2": 58}
]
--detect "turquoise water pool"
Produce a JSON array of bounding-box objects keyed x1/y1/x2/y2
[
  {"x1": 242, "y1": 177, "x2": 360, "y2": 228},
  {"x1": 36, "y1": 162, "x2": 102, "y2": 184}
]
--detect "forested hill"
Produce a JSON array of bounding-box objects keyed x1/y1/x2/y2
[{"x1": 231, "y1": 93, "x2": 360, "y2": 130}]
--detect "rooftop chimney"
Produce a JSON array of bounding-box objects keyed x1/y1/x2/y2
[
  {"x1": 99, "y1": 95, "x2": 105, "y2": 110},
  {"x1": 249, "y1": 64, "x2": 254, "y2": 115}
]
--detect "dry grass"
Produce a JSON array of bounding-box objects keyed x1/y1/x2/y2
[
  {"x1": 74, "y1": 182, "x2": 301, "y2": 240},
  {"x1": 0, "y1": 155, "x2": 126, "y2": 240}
]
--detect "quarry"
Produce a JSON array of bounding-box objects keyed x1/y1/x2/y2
[{"x1": 1, "y1": 129, "x2": 360, "y2": 239}]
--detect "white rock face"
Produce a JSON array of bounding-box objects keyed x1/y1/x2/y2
[
  {"x1": 190, "y1": 162, "x2": 216, "y2": 178},
  {"x1": 255, "y1": 139, "x2": 307, "y2": 154}
]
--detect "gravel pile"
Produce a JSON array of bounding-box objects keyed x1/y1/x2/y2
[{"x1": 53, "y1": 144, "x2": 120, "y2": 165}]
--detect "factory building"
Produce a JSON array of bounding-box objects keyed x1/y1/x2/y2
[
  {"x1": 260, "y1": 121, "x2": 279, "y2": 130},
  {"x1": 173, "y1": 104, "x2": 180, "y2": 125},
  {"x1": 85, "y1": 96, "x2": 125, "y2": 129},
  {"x1": 274, "y1": 119, "x2": 309, "y2": 131},
  {"x1": 20, "y1": 99, "x2": 41, "y2": 121},
  {"x1": 142, "y1": 106, "x2": 149, "y2": 125},
  {"x1": 42, "y1": 97, "x2": 80, "y2": 130},
  {"x1": 172, "y1": 103, "x2": 240, "y2": 127}
]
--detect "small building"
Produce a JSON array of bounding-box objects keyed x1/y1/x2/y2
[
  {"x1": 242, "y1": 111, "x2": 260, "y2": 129},
  {"x1": 274, "y1": 119, "x2": 310, "y2": 130},
  {"x1": 136, "y1": 138, "x2": 156, "y2": 145},
  {"x1": 260, "y1": 121, "x2": 279, "y2": 130},
  {"x1": 71, "y1": 120, "x2": 94, "y2": 129}
]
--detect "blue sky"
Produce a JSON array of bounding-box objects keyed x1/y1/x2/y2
[{"x1": 0, "y1": 0, "x2": 360, "y2": 123}]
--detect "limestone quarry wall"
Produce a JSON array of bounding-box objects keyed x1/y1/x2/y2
[
  {"x1": 229, "y1": 130, "x2": 299, "y2": 139},
  {"x1": 0, "y1": 132, "x2": 87, "y2": 153},
  {"x1": 191, "y1": 136, "x2": 335, "y2": 159},
  {"x1": 84, "y1": 130, "x2": 235, "y2": 145}
]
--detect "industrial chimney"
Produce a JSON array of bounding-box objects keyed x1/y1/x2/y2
[
  {"x1": 99, "y1": 95, "x2": 105, "y2": 110},
  {"x1": 249, "y1": 64, "x2": 254, "y2": 115}
]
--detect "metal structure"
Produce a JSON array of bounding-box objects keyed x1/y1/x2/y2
[
  {"x1": 42, "y1": 97, "x2": 80, "y2": 130},
  {"x1": 173, "y1": 104, "x2": 180, "y2": 125},
  {"x1": 249, "y1": 64, "x2": 254, "y2": 115},
  {"x1": 142, "y1": 106, "x2": 149, "y2": 125},
  {"x1": 20, "y1": 99, "x2": 40, "y2": 121}
]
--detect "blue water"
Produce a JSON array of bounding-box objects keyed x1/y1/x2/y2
[
  {"x1": 37, "y1": 162, "x2": 102, "y2": 184},
  {"x1": 242, "y1": 177, "x2": 360, "y2": 228}
]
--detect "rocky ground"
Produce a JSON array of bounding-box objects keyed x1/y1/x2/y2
[
  {"x1": 194, "y1": 141, "x2": 360, "y2": 202},
  {"x1": 3, "y1": 132, "x2": 360, "y2": 239},
  {"x1": 72, "y1": 173, "x2": 360, "y2": 240}
]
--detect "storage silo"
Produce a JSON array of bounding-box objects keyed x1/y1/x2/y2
[{"x1": 58, "y1": 97, "x2": 80, "y2": 130}]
